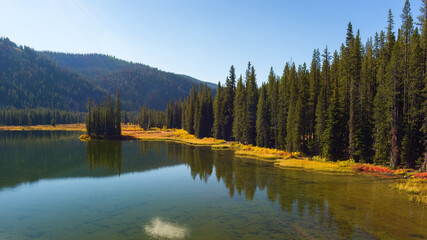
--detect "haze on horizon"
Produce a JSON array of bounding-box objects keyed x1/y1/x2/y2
[{"x1": 0, "y1": 0, "x2": 423, "y2": 84}]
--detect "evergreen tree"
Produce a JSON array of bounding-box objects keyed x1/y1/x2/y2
[
  {"x1": 322, "y1": 51, "x2": 347, "y2": 161},
  {"x1": 421, "y1": 7, "x2": 427, "y2": 171},
  {"x1": 233, "y1": 75, "x2": 246, "y2": 142},
  {"x1": 298, "y1": 63, "x2": 311, "y2": 152},
  {"x1": 186, "y1": 85, "x2": 197, "y2": 134},
  {"x1": 388, "y1": 33, "x2": 405, "y2": 168},
  {"x1": 402, "y1": 28, "x2": 424, "y2": 168},
  {"x1": 114, "y1": 89, "x2": 121, "y2": 135},
  {"x1": 286, "y1": 64, "x2": 301, "y2": 151},
  {"x1": 223, "y1": 66, "x2": 236, "y2": 140},
  {"x1": 256, "y1": 84, "x2": 270, "y2": 147},
  {"x1": 277, "y1": 63, "x2": 291, "y2": 149},
  {"x1": 308, "y1": 49, "x2": 321, "y2": 153},
  {"x1": 359, "y1": 38, "x2": 377, "y2": 163},
  {"x1": 374, "y1": 10, "x2": 395, "y2": 165},
  {"x1": 194, "y1": 84, "x2": 213, "y2": 138},
  {"x1": 348, "y1": 30, "x2": 363, "y2": 161},
  {"x1": 140, "y1": 105, "x2": 149, "y2": 130},
  {"x1": 213, "y1": 82, "x2": 225, "y2": 139},
  {"x1": 86, "y1": 97, "x2": 92, "y2": 134},
  {"x1": 267, "y1": 67, "x2": 279, "y2": 148},
  {"x1": 243, "y1": 62, "x2": 258, "y2": 145},
  {"x1": 166, "y1": 100, "x2": 173, "y2": 129},
  {"x1": 315, "y1": 46, "x2": 331, "y2": 153}
]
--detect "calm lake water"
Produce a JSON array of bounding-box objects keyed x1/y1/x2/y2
[{"x1": 0, "y1": 131, "x2": 426, "y2": 240}]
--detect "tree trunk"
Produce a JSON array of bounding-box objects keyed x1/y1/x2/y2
[{"x1": 421, "y1": 152, "x2": 427, "y2": 172}]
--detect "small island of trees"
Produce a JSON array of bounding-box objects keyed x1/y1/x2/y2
[{"x1": 86, "y1": 89, "x2": 121, "y2": 138}]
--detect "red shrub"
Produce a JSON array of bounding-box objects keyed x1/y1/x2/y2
[
  {"x1": 353, "y1": 164, "x2": 392, "y2": 174},
  {"x1": 413, "y1": 172, "x2": 427, "y2": 179}
]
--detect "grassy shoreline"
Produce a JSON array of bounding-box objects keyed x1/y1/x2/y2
[{"x1": 2, "y1": 124, "x2": 426, "y2": 204}]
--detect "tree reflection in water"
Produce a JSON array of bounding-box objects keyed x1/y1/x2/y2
[{"x1": 86, "y1": 140, "x2": 122, "y2": 175}]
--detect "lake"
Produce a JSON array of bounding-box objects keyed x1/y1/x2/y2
[{"x1": 0, "y1": 131, "x2": 425, "y2": 239}]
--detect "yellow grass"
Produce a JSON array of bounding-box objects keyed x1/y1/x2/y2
[
  {"x1": 120, "y1": 127, "x2": 225, "y2": 146},
  {"x1": 275, "y1": 159, "x2": 354, "y2": 173},
  {"x1": 234, "y1": 150, "x2": 278, "y2": 161},
  {"x1": 393, "y1": 179, "x2": 427, "y2": 205}
]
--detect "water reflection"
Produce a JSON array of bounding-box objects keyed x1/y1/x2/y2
[
  {"x1": 1, "y1": 132, "x2": 425, "y2": 239},
  {"x1": 0, "y1": 131, "x2": 86, "y2": 189},
  {"x1": 86, "y1": 140, "x2": 122, "y2": 175}
]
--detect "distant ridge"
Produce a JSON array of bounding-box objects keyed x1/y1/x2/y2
[
  {"x1": 41, "y1": 51, "x2": 217, "y2": 110},
  {"x1": 0, "y1": 37, "x2": 216, "y2": 111}
]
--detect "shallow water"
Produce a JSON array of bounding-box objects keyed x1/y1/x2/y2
[{"x1": 0, "y1": 131, "x2": 425, "y2": 239}]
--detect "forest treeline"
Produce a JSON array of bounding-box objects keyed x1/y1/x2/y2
[
  {"x1": 0, "y1": 108, "x2": 85, "y2": 126},
  {"x1": 141, "y1": 0, "x2": 427, "y2": 169}
]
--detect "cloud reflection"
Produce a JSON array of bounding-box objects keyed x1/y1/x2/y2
[{"x1": 144, "y1": 217, "x2": 189, "y2": 239}]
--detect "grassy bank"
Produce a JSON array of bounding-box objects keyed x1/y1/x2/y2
[{"x1": 2, "y1": 124, "x2": 427, "y2": 204}]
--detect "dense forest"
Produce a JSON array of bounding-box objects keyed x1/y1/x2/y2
[{"x1": 142, "y1": 0, "x2": 427, "y2": 169}]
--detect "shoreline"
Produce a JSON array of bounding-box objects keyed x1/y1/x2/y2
[{"x1": 1, "y1": 124, "x2": 426, "y2": 204}]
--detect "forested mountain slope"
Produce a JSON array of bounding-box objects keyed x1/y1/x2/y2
[
  {"x1": 0, "y1": 38, "x2": 106, "y2": 111},
  {"x1": 41, "y1": 51, "x2": 217, "y2": 110},
  {"x1": 0, "y1": 37, "x2": 216, "y2": 111}
]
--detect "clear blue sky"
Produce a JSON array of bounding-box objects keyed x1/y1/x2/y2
[{"x1": 0, "y1": 0, "x2": 424, "y2": 84}]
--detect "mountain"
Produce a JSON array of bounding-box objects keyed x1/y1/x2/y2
[
  {"x1": 0, "y1": 38, "x2": 106, "y2": 111},
  {"x1": 41, "y1": 52, "x2": 217, "y2": 110},
  {"x1": 0, "y1": 37, "x2": 216, "y2": 111}
]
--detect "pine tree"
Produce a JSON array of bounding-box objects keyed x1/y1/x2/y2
[
  {"x1": 359, "y1": 38, "x2": 377, "y2": 163},
  {"x1": 256, "y1": 84, "x2": 270, "y2": 147},
  {"x1": 308, "y1": 49, "x2": 321, "y2": 153},
  {"x1": 388, "y1": 33, "x2": 405, "y2": 168},
  {"x1": 298, "y1": 63, "x2": 310, "y2": 152},
  {"x1": 286, "y1": 64, "x2": 301, "y2": 151},
  {"x1": 186, "y1": 85, "x2": 197, "y2": 134},
  {"x1": 194, "y1": 84, "x2": 203, "y2": 137},
  {"x1": 277, "y1": 63, "x2": 291, "y2": 149},
  {"x1": 315, "y1": 46, "x2": 331, "y2": 153},
  {"x1": 401, "y1": 0, "x2": 414, "y2": 123},
  {"x1": 166, "y1": 100, "x2": 173, "y2": 128},
  {"x1": 243, "y1": 62, "x2": 258, "y2": 145},
  {"x1": 348, "y1": 30, "x2": 363, "y2": 161},
  {"x1": 233, "y1": 75, "x2": 246, "y2": 142},
  {"x1": 114, "y1": 89, "x2": 121, "y2": 135},
  {"x1": 322, "y1": 51, "x2": 347, "y2": 161},
  {"x1": 213, "y1": 82, "x2": 225, "y2": 139},
  {"x1": 194, "y1": 84, "x2": 213, "y2": 138},
  {"x1": 140, "y1": 104, "x2": 149, "y2": 129},
  {"x1": 223, "y1": 66, "x2": 236, "y2": 140},
  {"x1": 402, "y1": 28, "x2": 424, "y2": 168},
  {"x1": 267, "y1": 67, "x2": 279, "y2": 148},
  {"x1": 374, "y1": 10, "x2": 395, "y2": 165},
  {"x1": 421, "y1": 7, "x2": 427, "y2": 171},
  {"x1": 86, "y1": 97, "x2": 92, "y2": 135}
]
